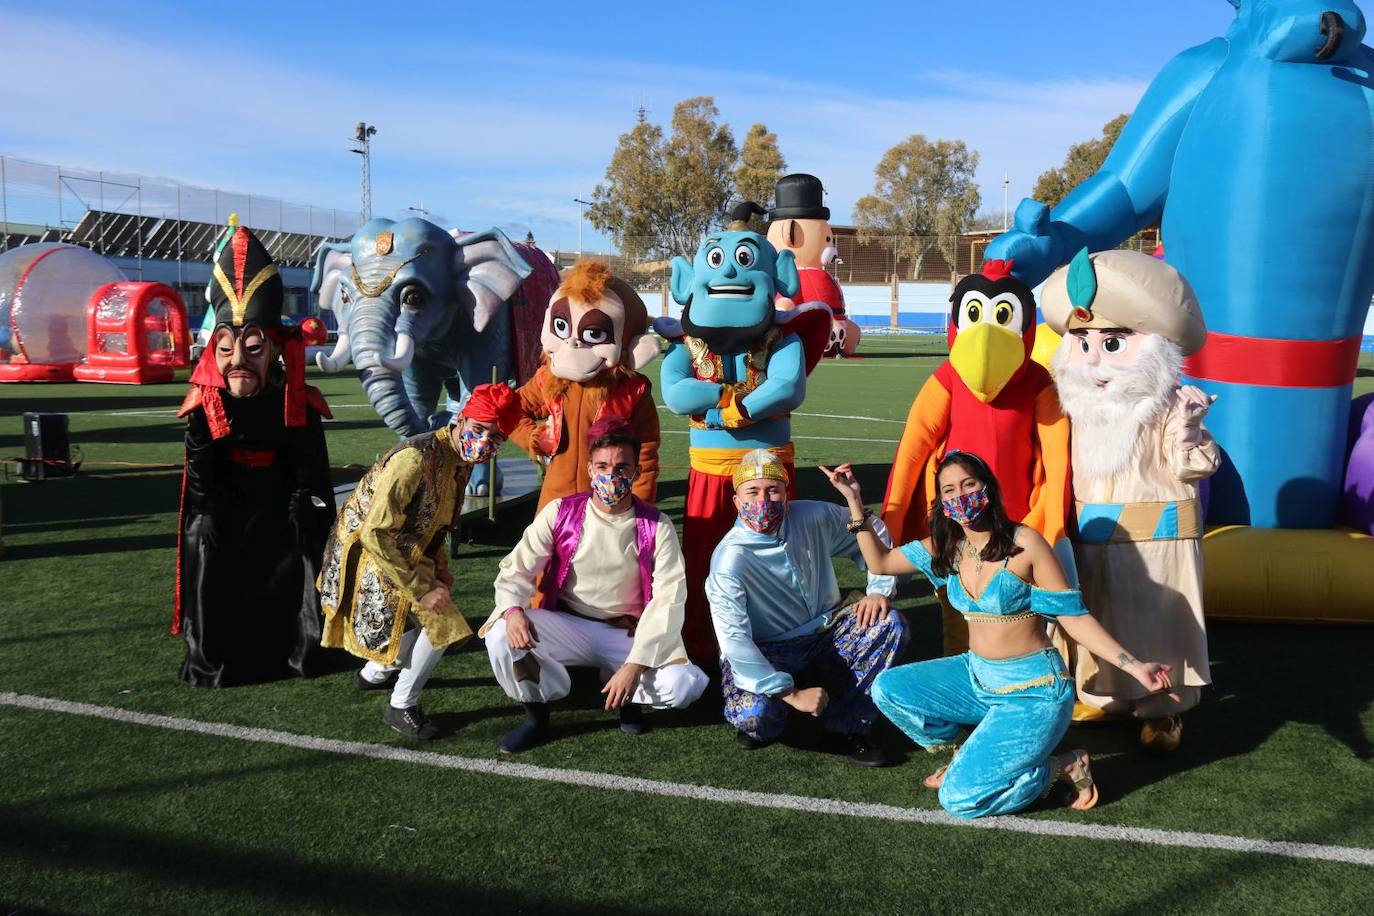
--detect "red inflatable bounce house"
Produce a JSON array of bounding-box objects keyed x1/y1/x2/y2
[{"x1": 73, "y1": 282, "x2": 190, "y2": 384}]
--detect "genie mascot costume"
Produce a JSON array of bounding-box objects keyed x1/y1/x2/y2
[
  {"x1": 655, "y1": 231, "x2": 831, "y2": 660},
  {"x1": 990, "y1": 0, "x2": 1374, "y2": 541}
]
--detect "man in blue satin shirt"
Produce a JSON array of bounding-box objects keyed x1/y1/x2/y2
[{"x1": 705, "y1": 449, "x2": 908, "y2": 766}]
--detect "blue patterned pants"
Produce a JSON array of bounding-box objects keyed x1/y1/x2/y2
[
  {"x1": 722, "y1": 610, "x2": 908, "y2": 741},
  {"x1": 873, "y1": 647, "x2": 1074, "y2": 819}
]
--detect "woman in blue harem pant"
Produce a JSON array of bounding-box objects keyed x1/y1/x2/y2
[{"x1": 821, "y1": 452, "x2": 1179, "y2": 818}]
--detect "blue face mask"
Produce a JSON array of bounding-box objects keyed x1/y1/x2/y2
[{"x1": 941, "y1": 487, "x2": 989, "y2": 524}]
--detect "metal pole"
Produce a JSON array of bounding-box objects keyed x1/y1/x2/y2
[
  {"x1": 488, "y1": 365, "x2": 499, "y2": 522},
  {"x1": 136, "y1": 177, "x2": 144, "y2": 277},
  {"x1": 1, "y1": 156, "x2": 8, "y2": 251},
  {"x1": 574, "y1": 197, "x2": 591, "y2": 258},
  {"x1": 1003, "y1": 173, "x2": 1010, "y2": 231},
  {"x1": 176, "y1": 183, "x2": 183, "y2": 288}
]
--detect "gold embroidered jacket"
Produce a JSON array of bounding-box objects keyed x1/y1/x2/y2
[{"x1": 318, "y1": 427, "x2": 474, "y2": 664}]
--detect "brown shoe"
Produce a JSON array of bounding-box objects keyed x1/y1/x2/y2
[{"x1": 1140, "y1": 715, "x2": 1183, "y2": 753}]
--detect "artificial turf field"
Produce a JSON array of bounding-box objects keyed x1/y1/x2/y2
[{"x1": 2, "y1": 335, "x2": 1373, "y2": 915}]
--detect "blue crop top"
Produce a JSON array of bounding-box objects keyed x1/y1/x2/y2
[{"x1": 897, "y1": 538, "x2": 1088, "y2": 620}]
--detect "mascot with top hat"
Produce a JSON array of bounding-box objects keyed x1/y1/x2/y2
[{"x1": 766, "y1": 174, "x2": 860, "y2": 358}]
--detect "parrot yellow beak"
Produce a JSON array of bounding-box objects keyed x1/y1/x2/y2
[{"x1": 949, "y1": 323, "x2": 1026, "y2": 403}]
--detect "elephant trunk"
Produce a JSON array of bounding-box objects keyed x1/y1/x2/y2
[{"x1": 348, "y1": 299, "x2": 426, "y2": 437}]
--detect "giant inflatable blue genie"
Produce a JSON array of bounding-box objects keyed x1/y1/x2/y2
[{"x1": 990, "y1": 0, "x2": 1374, "y2": 533}]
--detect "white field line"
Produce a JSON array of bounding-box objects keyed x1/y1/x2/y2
[
  {"x1": 3, "y1": 692, "x2": 1371, "y2": 868},
  {"x1": 654, "y1": 405, "x2": 906, "y2": 425},
  {"x1": 659, "y1": 430, "x2": 899, "y2": 445}
]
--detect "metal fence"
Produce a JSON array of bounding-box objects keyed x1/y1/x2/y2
[{"x1": 0, "y1": 155, "x2": 359, "y2": 268}]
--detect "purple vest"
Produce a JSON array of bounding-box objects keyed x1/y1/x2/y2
[{"x1": 539, "y1": 491, "x2": 660, "y2": 616}]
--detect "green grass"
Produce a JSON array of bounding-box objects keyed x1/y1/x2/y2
[{"x1": 1, "y1": 337, "x2": 1373, "y2": 915}]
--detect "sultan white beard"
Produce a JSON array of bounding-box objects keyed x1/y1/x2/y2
[{"x1": 1052, "y1": 333, "x2": 1182, "y2": 480}]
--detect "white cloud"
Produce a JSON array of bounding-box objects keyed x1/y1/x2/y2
[{"x1": 0, "y1": 8, "x2": 1147, "y2": 247}]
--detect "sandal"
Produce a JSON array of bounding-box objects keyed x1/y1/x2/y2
[
  {"x1": 1060, "y1": 749, "x2": 1099, "y2": 810},
  {"x1": 922, "y1": 746, "x2": 959, "y2": 789}
]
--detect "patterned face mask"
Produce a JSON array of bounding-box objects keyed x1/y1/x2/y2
[
  {"x1": 590, "y1": 471, "x2": 633, "y2": 507},
  {"x1": 739, "y1": 497, "x2": 785, "y2": 535},
  {"x1": 941, "y1": 487, "x2": 989, "y2": 524},
  {"x1": 458, "y1": 426, "x2": 498, "y2": 463}
]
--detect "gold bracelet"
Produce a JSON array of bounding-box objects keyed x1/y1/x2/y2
[{"x1": 846, "y1": 507, "x2": 872, "y2": 533}]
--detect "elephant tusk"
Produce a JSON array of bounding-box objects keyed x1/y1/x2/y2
[
  {"x1": 316, "y1": 332, "x2": 350, "y2": 373},
  {"x1": 379, "y1": 332, "x2": 415, "y2": 373}
]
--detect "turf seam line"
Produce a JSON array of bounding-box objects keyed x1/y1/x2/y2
[{"x1": 4, "y1": 691, "x2": 1370, "y2": 868}]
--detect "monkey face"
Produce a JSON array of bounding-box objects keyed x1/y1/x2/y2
[{"x1": 542, "y1": 294, "x2": 624, "y2": 382}]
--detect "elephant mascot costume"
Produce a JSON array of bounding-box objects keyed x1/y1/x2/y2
[{"x1": 312, "y1": 218, "x2": 558, "y2": 494}]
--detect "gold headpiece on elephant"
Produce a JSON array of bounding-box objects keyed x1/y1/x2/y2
[{"x1": 541, "y1": 260, "x2": 659, "y2": 383}]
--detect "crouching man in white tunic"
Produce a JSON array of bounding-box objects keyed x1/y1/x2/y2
[{"x1": 482, "y1": 416, "x2": 708, "y2": 753}]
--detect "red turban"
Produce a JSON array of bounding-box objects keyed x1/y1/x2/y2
[
  {"x1": 586, "y1": 415, "x2": 637, "y2": 450},
  {"x1": 460, "y1": 383, "x2": 522, "y2": 437}
]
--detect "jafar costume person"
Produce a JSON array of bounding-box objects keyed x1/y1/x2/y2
[{"x1": 173, "y1": 220, "x2": 335, "y2": 687}]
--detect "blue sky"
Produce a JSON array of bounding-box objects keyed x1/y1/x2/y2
[{"x1": 0, "y1": 1, "x2": 1238, "y2": 251}]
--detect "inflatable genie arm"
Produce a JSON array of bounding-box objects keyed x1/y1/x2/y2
[{"x1": 987, "y1": 38, "x2": 1229, "y2": 287}]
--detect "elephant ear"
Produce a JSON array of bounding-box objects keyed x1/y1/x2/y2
[
  {"x1": 312, "y1": 241, "x2": 354, "y2": 324},
  {"x1": 452, "y1": 229, "x2": 534, "y2": 333}
]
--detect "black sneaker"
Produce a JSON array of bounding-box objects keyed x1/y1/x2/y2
[
  {"x1": 735, "y1": 730, "x2": 772, "y2": 751},
  {"x1": 619, "y1": 704, "x2": 650, "y2": 736},
  {"x1": 826, "y1": 732, "x2": 890, "y2": 768},
  {"x1": 499, "y1": 718, "x2": 549, "y2": 754},
  {"x1": 383, "y1": 704, "x2": 437, "y2": 740},
  {"x1": 355, "y1": 669, "x2": 398, "y2": 691}
]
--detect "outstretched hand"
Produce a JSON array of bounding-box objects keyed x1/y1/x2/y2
[
  {"x1": 1131, "y1": 661, "x2": 1181, "y2": 703},
  {"x1": 818, "y1": 463, "x2": 863, "y2": 505}
]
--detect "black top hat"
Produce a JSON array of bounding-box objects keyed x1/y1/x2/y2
[
  {"x1": 769, "y1": 173, "x2": 829, "y2": 221},
  {"x1": 208, "y1": 221, "x2": 283, "y2": 329}
]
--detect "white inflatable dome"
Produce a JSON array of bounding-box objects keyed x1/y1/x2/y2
[{"x1": 0, "y1": 243, "x2": 126, "y2": 364}]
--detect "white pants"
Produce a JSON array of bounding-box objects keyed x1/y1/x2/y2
[
  {"x1": 485, "y1": 608, "x2": 708, "y2": 709},
  {"x1": 360, "y1": 627, "x2": 444, "y2": 710}
]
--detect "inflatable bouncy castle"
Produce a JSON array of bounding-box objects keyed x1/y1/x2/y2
[
  {"x1": 73, "y1": 282, "x2": 191, "y2": 384},
  {"x1": 988, "y1": 0, "x2": 1374, "y2": 622}
]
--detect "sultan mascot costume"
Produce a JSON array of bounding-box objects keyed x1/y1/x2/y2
[
  {"x1": 1045, "y1": 249, "x2": 1219, "y2": 750},
  {"x1": 989, "y1": 0, "x2": 1374, "y2": 621},
  {"x1": 655, "y1": 231, "x2": 831, "y2": 660},
  {"x1": 883, "y1": 260, "x2": 1072, "y2": 654}
]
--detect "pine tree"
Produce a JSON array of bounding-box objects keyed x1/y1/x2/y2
[
  {"x1": 734, "y1": 124, "x2": 787, "y2": 232},
  {"x1": 853, "y1": 135, "x2": 981, "y2": 279},
  {"x1": 588, "y1": 97, "x2": 740, "y2": 259}
]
